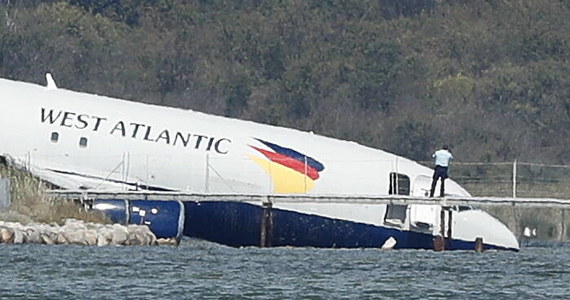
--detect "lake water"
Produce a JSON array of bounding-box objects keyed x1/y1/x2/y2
[{"x1": 0, "y1": 239, "x2": 568, "y2": 299}]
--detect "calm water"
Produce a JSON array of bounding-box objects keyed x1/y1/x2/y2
[{"x1": 0, "y1": 240, "x2": 568, "y2": 299}]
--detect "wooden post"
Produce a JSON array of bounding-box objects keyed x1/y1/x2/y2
[
  {"x1": 436, "y1": 208, "x2": 446, "y2": 251},
  {"x1": 512, "y1": 202, "x2": 519, "y2": 241},
  {"x1": 562, "y1": 209, "x2": 566, "y2": 243},
  {"x1": 440, "y1": 208, "x2": 446, "y2": 237},
  {"x1": 475, "y1": 237, "x2": 484, "y2": 252},
  {"x1": 434, "y1": 235, "x2": 445, "y2": 251},
  {"x1": 447, "y1": 209, "x2": 453, "y2": 250},
  {"x1": 260, "y1": 201, "x2": 273, "y2": 247}
]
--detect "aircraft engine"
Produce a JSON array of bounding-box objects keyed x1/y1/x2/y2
[{"x1": 92, "y1": 199, "x2": 184, "y2": 241}]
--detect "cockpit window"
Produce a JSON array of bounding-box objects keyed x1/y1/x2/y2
[
  {"x1": 79, "y1": 137, "x2": 88, "y2": 148},
  {"x1": 452, "y1": 205, "x2": 475, "y2": 211},
  {"x1": 50, "y1": 132, "x2": 59, "y2": 143}
]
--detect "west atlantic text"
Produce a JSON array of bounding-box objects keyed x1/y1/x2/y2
[{"x1": 40, "y1": 107, "x2": 231, "y2": 154}]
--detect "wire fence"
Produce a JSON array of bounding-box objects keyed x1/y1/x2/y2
[{"x1": 419, "y1": 161, "x2": 570, "y2": 199}]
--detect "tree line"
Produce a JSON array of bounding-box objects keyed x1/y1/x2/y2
[{"x1": 0, "y1": 0, "x2": 568, "y2": 164}]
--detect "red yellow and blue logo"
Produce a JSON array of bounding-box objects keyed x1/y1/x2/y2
[{"x1": 249, "y1": 138, "x2": 325, "y2": 193}]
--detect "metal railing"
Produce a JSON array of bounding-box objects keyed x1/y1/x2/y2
[{"x1": 7, "y1": 151, "x2": 570, "y2": 199}]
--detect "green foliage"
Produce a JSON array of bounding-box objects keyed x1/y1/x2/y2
[{"x1": 0, "y1": 0, "x2": 569, "y2": 164}]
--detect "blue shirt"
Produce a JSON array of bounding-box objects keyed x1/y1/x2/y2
[{"x1": 433, "y1": 149, "x2": 453, "y2": 167}]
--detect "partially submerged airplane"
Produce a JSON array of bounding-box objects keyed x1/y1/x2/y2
[{"x1": 0, "y1": 74, "x2": 519, "y2": 251}]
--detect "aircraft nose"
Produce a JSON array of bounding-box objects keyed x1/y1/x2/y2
[{"x1": 454, "y1": 210, "x2": 520, "y2": 251}]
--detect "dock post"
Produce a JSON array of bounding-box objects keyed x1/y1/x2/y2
[
  {"x1": 435, "y1": 206, "x2": 453, "y2": 251},
  {"x1": 260, "y1": 199, "x2": 273, "y2": 247},
  {"x1": 435, "y1": 208, "x2": 447, "y2": 251},
  {"x1": 474, "y1": 237, "x2": 484, "y2": 252},
  {"x1": 447, "y1": 208, "x2": 453, "y2": 250},
  {"x1": 562, "y1": 209, "x2": 566, "y2": 243},
  {"x1": 434, "y1": 235, "x2": 445, "y2": 251}
]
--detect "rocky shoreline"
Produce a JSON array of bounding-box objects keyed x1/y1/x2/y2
[{"x1": 0, "y1": 219, "x2": 178, "y2": 246}]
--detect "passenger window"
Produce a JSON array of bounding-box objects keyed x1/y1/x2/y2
[
  {"x1": 50, "y1": 132, "x2": 59, "y2": 143},
  {"x1": 388, "y1": 172, "x2": 410, "y2": 195},
  {"x1": 79, "y1": 137, "x2": 88, "y2": 148}
]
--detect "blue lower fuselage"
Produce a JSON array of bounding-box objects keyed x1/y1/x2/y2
[
  {"x1": 182, "y1": 201, "x2": 506, "y2": 251},
  {"x1": 93, "y1": 198, "x2": 515, "y2": 251}
]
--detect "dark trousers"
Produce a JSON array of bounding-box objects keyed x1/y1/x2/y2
[{"x1": 430, "y1": 165, "x2": 448, "y2": 197}]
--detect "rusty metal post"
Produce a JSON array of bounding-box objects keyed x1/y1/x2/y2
[
  {"x1": 434, "y1": 235, "x2": 445, "y2": 251},
  {"x1": 260, "y1": 201, "x2": 273, "y2": 247}
]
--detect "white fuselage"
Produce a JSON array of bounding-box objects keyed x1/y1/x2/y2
[{"x1": 0, "y1": 77, "x2": 469, "y2": 196}]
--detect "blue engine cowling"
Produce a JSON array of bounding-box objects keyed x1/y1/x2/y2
[{"x1": 92, "y1": 199, "x2": 185, "y2": 240}]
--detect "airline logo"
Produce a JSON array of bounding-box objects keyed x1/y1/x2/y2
[{"x1": 249, "y1": 138, "x2": 325, "y2": 194}]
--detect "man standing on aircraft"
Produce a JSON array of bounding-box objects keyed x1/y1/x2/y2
[{"x1": 429, "y1": 145, "x2": 453, "y2": 197}]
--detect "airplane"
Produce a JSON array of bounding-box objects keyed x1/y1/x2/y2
[{"x1": 0, "y1": 74, "x2": 519, "y2": 251}]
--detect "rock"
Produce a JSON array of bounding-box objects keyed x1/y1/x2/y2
[
  {"x1": 84, "y1": 230, "x2": 97, "y2": 246},
  {"x1": 67, "y1": 232, "x2": 89, "y2": 245},
  {"x1": 13, "y1": 228, "x2": 24, "y2": 244},
  {"x1": 63, "y1": 219, "x2": 87, "y2": 231},
  {"x1": 111, "y1": 224, "x2": 128, "y2": 245},
  {"x1": 0, "y1": 220, "x2": 161, "y2": 246},
  {"x1": 55, "y1": 233, "x2": 69, "y2": 244},
  {"x1": 41, "y1": 233, "x2": 55, "y2": 245},
  {"x1": 0, "y1": 226, "x2": 15, "y2": 243},
  {"x1": 24, "y1": 228, "x2": 42, "y2": 244},
  {"x1": 122, "y1": 225, "x2": 156, "y2": 246},
  {"x1": 96, "y1": 228, "x2": 113, "y2": 246}
]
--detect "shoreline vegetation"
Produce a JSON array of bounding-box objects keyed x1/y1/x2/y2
[
  {"x1": 0, "y1": 163, "x2": 178, "y2": 246},
  {"x1": 1, "y1": 1, "x2": 568, "y2": 166},
  {"x1": 0, "y1": 163, "x2": 108, "y2": 225}
]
